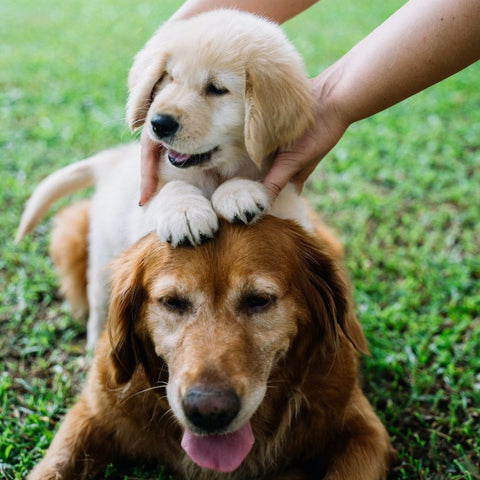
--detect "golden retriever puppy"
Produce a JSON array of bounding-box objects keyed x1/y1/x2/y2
[
  {"x1": 126, "y1": 9, "x2": 314, "y2": 233},
  {"x1": 16, "y1": 10, "x2": 313, "y2": 348},
  {"x1": 28, "y1": 203, "x2": 394, "y2": 480}
]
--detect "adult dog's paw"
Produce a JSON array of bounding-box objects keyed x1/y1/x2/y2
[
  {"x1": 152, "y1": 181, "x2": 219, "y2": 247},
  {"x1": 211, "y1": 178, "x2": 270, "y2": 224}
]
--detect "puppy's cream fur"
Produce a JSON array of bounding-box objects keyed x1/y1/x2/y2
[{"x1": 17, "y1": 10, "x2": 314, "y2": 349}]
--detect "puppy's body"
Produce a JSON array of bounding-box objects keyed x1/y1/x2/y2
[
  {"x1": 29, "y1": 203, "x2": 393, "y2": 480},
  {"x1": 17, "y1": 143, "x2": 309, "y2": 346},
  {"x1": 17, "y1": 10, "x2": 314, "y2": 348}
]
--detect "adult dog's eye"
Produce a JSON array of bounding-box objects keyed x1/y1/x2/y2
[
  {"x1": 206, "y1": 83, "x2": 229, "y2": 96},
  {"x1": 240, "y1": 293, "x2": 276, "y2": 315},
  {"x1": 159, "y1": 296, "x2": 191, "y2": 314}
]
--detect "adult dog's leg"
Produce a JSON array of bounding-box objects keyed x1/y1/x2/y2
[
  {"x1": 28, "y1": 396, "x2": 112, "y2": 480},
  {"x1": 50, "y1": 200, "x2": 90, "y2": 318},
  {"x1": 324, "y1": 394, "x2": 395, "y2": 480}
]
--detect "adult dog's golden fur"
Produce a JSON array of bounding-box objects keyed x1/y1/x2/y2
[
  {"x1": 29, "y1": 201, "x2": 394, "y2": 480},
  {"x1": 48, "y1": 199, "x2": 89, "y2": 318}
]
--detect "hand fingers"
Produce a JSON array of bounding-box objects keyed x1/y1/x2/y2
[
  {"x1": 262, "y1": 99, "x2": 348, "y2": 202},
  {"x1": 262, "y1": 130, "x2": 322, "y2": 202},
  {"x1": 139, "y1": 129, "x2": 162, "y2": 206},
  {"x1": 262, "y1": 152, "x2": 307, "y2": 202}
]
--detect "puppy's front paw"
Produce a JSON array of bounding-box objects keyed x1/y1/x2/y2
[
  {"x1": 152, "y1": 181, "x2": 219, "y2": 247},
  {"x1": 211, "y1": 178, "x2": 270, "y2": 225}
]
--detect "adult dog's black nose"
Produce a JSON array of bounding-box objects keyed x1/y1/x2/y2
[
  {"x1": 182, "y1": 385, "x2": 240, "y2": 433},
  {"x1": 151, "y1": 113, "x2": 179, "y2": 139}
]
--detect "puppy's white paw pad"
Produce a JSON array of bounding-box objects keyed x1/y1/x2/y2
[
  {"x1": 212, "y1": 179, "x2": 270, "y2": 225},
  {"x1": 156, "y1": 203, "x2": 218, "y2": 247},
  {"x1": 152, "y1": 181, "x2": 219, "y2": 247}
]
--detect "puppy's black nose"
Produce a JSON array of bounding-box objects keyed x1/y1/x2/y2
[
  {"x1": 182, "y1": 385, "x2": 240, "y2": 433},
  {"x1": 151, "y1": 113, "x2": 179, "y2": 139}
]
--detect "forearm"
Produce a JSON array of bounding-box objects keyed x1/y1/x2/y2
[
  {"x1": 170, "y1": 0, "x2": 318, "y2": 23},
  {"x1": 320, "y1": 0, "x2": 480, "y2": 125}
]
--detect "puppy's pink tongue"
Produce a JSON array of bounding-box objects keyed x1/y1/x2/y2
[
  {"x1": 181, "y1": 422, "x2": 254, "y2": 473},
  {"x1": 167, "y1": 148, "x2": 191, "y2": 163}
]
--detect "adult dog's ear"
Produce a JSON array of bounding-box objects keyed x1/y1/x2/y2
[
  {"x1": 244, "y1": 49, "x2": 314, "y2": 171},
  {"x1": 295, "y1": 230, "x2": 368, "y2": 355},
  {"x1": 126, "y1": 26, "x2": 170, "y2": 133},
  {"x1": 107, "y1": 237, "x2": 153, "y2": 384}
]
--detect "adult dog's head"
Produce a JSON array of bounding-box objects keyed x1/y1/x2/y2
[
  {"x1": 126, "y1": 9, "x2": 313, "y2": 174},
  {"x1": 107, "y1": 217, "x2": 367, "y2": 473}
]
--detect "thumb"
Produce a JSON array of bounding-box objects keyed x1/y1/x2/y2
[
  {"x1": 139, "y1": 131, "x2": 162, "y2": 206},
  {"x1": 262, "y1": 149, "x2": 308, "y2": 203}
]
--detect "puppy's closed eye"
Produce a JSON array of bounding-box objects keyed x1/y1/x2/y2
[
  {"x1": 206, "y1": 82, "x2": 229, "y2": 96},
  {"x1": 152, "y1": 74, "x2": 172, "y2": 97}
]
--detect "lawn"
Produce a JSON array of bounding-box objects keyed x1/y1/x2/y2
[{"x1": 1, "y1": 0, "x2": 479, "y2": 478}]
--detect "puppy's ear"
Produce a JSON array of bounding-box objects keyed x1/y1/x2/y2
[
  {"x1": 126, "y1": 28, "x2": 169, "y2": 133},
  {"x1": 244, "y1": 55, "x2": 313, "y2": 170},
  {"x1": 295, "y1": 231, "x2": 368, "y2": 354},
  {"x1": 107, "y1": 237, "x2": 153, "y2": 384}
]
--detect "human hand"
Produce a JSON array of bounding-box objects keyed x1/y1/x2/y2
[
  {"x1": 139, "y1": 127, "x2": 163, "y2": 206},
  {"x1": 262, "y1": 74, "x2": 349, "y2": 202}
]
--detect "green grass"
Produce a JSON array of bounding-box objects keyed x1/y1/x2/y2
[{"x1": 1, "y1": 0, "x2": 479, "y2": 478}]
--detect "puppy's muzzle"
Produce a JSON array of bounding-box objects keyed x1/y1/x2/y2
[
  {"x1": 151, "y1": 113, "x2": 179, "y2": 139},
  {"x1": 182, "y1": 384, "x2": 240, "y2": 433}
]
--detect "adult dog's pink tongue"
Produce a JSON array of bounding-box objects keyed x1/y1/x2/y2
[{"x1": 181, "y1": 423, "x2": 254, "y2": 472}]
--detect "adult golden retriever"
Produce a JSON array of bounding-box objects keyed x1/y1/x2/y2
[
  {"x1": 16, "y1": 9, "x2": 314, "y2": 349},
  {"x1": 28, "y1": 201, "x2": 394, "y2": 480}
]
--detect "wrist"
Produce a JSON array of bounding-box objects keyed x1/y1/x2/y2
[{"x1": 310, "y1": 64, "x2": 352, "y2": 139}]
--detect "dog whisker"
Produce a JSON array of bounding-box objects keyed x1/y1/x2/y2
[{"x1": 122, "y1": 384, "x2": 167, "y2": 404}]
